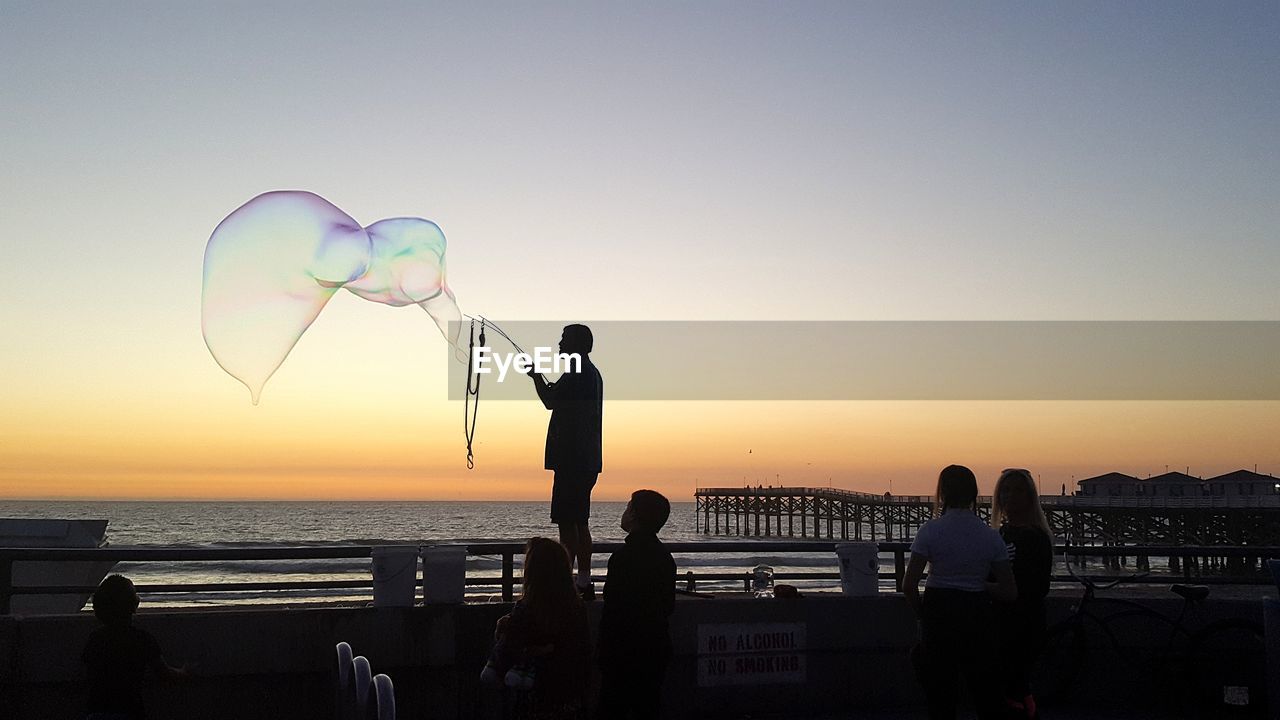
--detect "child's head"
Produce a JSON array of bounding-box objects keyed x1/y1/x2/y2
[
  {"x1": 621, "y1": 489, "x2": 670, "y2": 533},
  {"x1": 934, "y1": 464, "x2": 978, "y2": 515},
  {"x1": 520, "y1": 536, "x2": 577, "y2": 609},
  {"x1": 92, "y1": 574, "x2": 140, "y2": 626}
]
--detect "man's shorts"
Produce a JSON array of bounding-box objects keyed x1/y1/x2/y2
[{"x1": 550, "y1": 470, "x2": 598, "y2": 525}]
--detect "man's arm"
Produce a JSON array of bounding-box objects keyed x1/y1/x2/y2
[{"x1": 528, "y1": 368, "x2": 560, "y2": 409}]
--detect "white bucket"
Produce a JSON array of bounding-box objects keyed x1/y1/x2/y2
[
  {"x1": 835, "y1": 542, "x2": 880, "y2": 596},
  {"x1": 421, "y1": 545, "x2": 467, "y2": 604},
  {"x1": 371, "y1": 545, "x2": 420, "y2": 607}
]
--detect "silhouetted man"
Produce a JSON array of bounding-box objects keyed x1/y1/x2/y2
[{"x1": 527, "y1": 324, "x2": 603, "y2": 598}]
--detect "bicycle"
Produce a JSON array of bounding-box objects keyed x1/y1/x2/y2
[{"x1": 1033, "y1": 553, "x2": 1267, "y2": 717}]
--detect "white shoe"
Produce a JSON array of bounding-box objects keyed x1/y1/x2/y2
[{"x1": 505, "y1": 666, "x2": 535, "y2": 690}]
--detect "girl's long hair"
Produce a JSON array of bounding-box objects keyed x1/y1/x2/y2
[
  {"x1": 519, "y1": 536, "x2": 581, "y2": 622},
  {"x1": 992, "y1": 468, "x2": 1054, "y2": 542}
]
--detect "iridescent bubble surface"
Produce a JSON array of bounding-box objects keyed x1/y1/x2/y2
[{"x1": 201, "y1": 191, "x2": 462, "y2": 403}]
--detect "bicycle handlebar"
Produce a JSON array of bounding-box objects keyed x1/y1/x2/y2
[{"x1": 1061, "y1": 544, "x2": 1150, "y2": 591}]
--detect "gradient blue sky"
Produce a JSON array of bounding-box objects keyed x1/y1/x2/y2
[{"x1": 1, "y1": 2, "x2": 1277, "y2": 499}]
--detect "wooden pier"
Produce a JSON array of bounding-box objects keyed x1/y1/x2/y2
[{"x1": 695, "y1": 486, "x2": 1280, "y2": 548}]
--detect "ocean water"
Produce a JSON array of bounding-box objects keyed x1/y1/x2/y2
[{"x1": 0, "y1": 501, "x2": 855, "y2": 606}]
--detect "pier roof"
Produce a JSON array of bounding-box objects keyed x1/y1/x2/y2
[
  {"x1": 1077, "y1": 472, "x2": 1141, "y2": 484},
  {"x1": 1207, "y1": 469, "x2": 1277, "y2": 483},
  {"x1": 1147, "y1": 471, "x2": 1202, "y2": 483}
]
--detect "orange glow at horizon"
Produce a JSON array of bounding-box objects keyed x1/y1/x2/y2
[{"x1": 3, "y1": 398, "x2": 1277, "y2": 502}]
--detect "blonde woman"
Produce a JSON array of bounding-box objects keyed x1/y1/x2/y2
[{"x1": 991, "y1": 468, "x2": 1054, "y2": 720}]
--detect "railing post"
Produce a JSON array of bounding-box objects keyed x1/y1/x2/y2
[
  {"x1": 501, "y1": 551, "x2": 515, "y2": 602},
  {"x1": 0, "y1": 556, "x2": 11, "y2": 615},
  {"x1": 894, "y1": 549, "x2": 905, "y2": 592}
]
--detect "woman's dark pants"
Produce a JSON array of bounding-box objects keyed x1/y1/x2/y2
[{"x1": 920, "y1": 588, "x2": 1004, "y2": 720}]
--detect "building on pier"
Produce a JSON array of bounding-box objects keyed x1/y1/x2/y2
[
  {"x1": 1209, "y1": 469, "x2": 1280, "y2": 497},
  {"x1": 1077, "y1": 469, "x2": 1280, "y2": 499},
  {"x1": 1144, "y1": 471, "x2": 1205, "y2": 498},
  {"x1": 1077, "y1": 472, "x2": 1142, "y2": 497}
]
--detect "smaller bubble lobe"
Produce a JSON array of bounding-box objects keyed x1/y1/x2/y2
[{"x1": 201, "y1": 191, "x2": 462, "y2": 403}]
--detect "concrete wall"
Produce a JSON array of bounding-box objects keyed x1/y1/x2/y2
[{"x1": 0, "y1": 592, "x2": 1268, "y2": 720}]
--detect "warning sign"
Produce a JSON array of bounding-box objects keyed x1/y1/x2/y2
[{"x1": 697, "y1": 622, "x2": 806, "y2": 687}]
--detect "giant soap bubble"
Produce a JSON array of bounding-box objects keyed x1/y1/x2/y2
[{"x1": 202, "y1": 191, "x2": 462, "y2": 404}]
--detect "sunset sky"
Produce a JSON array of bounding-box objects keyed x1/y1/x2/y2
[{"x1": 2, "y1": 3, "x2": 1277, "y2": 501}]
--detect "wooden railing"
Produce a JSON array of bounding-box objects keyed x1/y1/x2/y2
[{"x1": 3, "y1": 541, "x2": 1278, "y2": 614}]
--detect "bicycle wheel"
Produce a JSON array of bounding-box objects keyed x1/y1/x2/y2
[
  {"x1": 1097, "y1": 606, "x2": 1186, "y2": 711},
  {"x1": 1032, "y1": 620, "x2": 1085, "y2": 705},
  {"x1": 1184, "y1": 619, "x2": 1267, "y2": 718},
  {"x1": 1100, "y1": 606, "x2": 1185, "y2": 660}
]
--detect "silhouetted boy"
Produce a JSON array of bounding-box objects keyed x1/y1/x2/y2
[
  {"x1": 597, "y1": 490, "x2": 675, "y2": 720},
  {"x1": 82, "y1": 574, "x2": 186, "y2": 720}
]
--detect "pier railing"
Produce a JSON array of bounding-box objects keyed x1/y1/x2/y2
[
  {"x1": 695, "y1": 486, "x2": 1280, "y2": 508},
  {"x1": 3, "y1": 541, "x2": 1278, "y2": 614},
  {"x1": 695, "y1": 487, "x2": 1280, "y2": 548}
]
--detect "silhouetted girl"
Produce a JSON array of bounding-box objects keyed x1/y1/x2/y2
[
  {"x1": 902, "y1": 465, "x2": 1016, "y2": 720},
  {"x1": 991, "y1": 468, "x2": 1053, "y2": 719},
  {"x1": 482, "y1": 537, "x2": 590, "y2": 718}
]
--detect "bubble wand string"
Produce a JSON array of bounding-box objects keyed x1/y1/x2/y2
[
  {"x1": 460, "y1": 315, "x2": 544, "y2": 469},
  {"x1": 463, "y1": 314, "x2": 531, "y2": 357},
  {"x1": 462, "y1": 318, "x2": 484, "y2": 469}
]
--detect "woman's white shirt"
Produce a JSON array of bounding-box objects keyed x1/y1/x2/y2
[{"x1": 910, "y1": 508, "x2": 1008, "y2": 592}]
